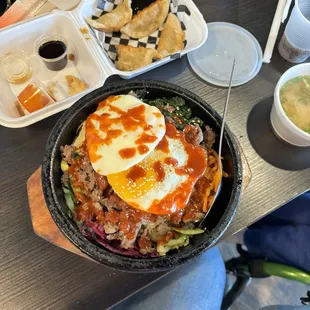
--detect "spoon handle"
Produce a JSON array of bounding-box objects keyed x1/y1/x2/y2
[
  {"x1": 218, "y1": 59, "x2": 236, "y2": 169},
  {"x1": 199, "y1": 60, "x2": 236, "y2": 228}
]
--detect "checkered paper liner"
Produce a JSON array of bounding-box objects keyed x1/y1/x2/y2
[{"x1": 89, "y1": 0, "x2": 190, "y2": 65}]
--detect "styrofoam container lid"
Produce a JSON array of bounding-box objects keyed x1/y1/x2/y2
[
  {"x1": 0, "y1": 0, "x2": 208, "y2": 128},
  {"x1": 188, "y1": 22, "x2": 263, "y2": 87},
  {"x1": 49, "y1": 0, "x2": 80, "y2": 11}
]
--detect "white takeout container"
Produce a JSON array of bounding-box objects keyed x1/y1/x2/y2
[
  {"x1": 270, "y1": 63, "x2": 310, "y2": 147},
  {"x1": 0, "y1": 0, "x2": 208, "y2": 128}
]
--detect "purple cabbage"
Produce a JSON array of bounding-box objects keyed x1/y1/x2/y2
[{"x1": 80, "y1": 221, "x2": 158, "y2": 258}]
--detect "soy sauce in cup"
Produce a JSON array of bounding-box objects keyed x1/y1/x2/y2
[{"x1": 38, "y1": 39, "x2": 68, "y2": 71}]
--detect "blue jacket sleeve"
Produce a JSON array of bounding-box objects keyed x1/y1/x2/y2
[{"x1": 244, "y1": 191, "x2": 310, "y2": 272}]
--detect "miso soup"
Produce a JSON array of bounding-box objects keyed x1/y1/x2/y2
[{"x1": 280, "y1": 75, "x2": 310, "y2": 134}]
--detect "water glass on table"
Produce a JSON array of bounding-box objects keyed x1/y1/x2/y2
[{"x1": 278, "y1": 0, "x2": 310, "y2": 63}]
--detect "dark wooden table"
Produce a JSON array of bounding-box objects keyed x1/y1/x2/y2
[{"x1": 1, "y1": 0, "x2": 310, "y2": 309}]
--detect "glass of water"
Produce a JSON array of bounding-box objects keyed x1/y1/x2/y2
[{"x1": 278, "y1": 0, "x2": 310, "y2": 63}]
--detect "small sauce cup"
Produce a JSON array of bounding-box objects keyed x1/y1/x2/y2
[
  {"x1": 0, "y1": 51, "x2": 33, "y2": 84},
  {"x1": 35, "y1": 35, "x2": 68, "y2": 71},
  {"x1": 17, "y1": 79, "x2": 55, "y2": 113},
  {"x1": 271, "y1": 63, "x2": 310, "y2": 147}
]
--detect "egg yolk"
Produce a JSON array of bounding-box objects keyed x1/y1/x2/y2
[
  {"x1": 107, "y1": 123, "x2": 207, "y2": 215},
  {"x1": 107, "y1": 158, "x2": 158, "y2": 200}
]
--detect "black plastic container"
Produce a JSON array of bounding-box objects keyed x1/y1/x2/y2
[
  {"x1": 42, "y1": 80, "x2": 243, "y2": 272},
  {"x1": 38, "y1": 40, "x2": 67, "y2": 71}
]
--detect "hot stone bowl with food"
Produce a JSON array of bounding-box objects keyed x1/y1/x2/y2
[{"x1": 42, "y1": 80, "x2": 243, "y2": 272}]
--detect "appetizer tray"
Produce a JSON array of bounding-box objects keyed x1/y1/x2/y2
[
  {"x1": 27, "y1": 142, "x2": 251, "y2": 261},
  {"x1": 0, "y1": 0, "x2": 208, "y2": 128}
]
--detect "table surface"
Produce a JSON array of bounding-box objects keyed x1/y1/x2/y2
[{"x1": 1, "y1": 0, "x2": 310, "y2": 309}]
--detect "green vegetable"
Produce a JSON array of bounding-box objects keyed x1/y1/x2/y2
[
  {"x1": 173, "y1": 228, "x2": 205, "y2": 235},
  {"x1": 73, "y1": 152, "x2": 81, "y2": 160},
  {"x1": 147, "y1": 97, "x2": 185, "y2": 109},
  {"x1": 135, "y1": 89, "x2": 148, "y2": 100},
  {"x1": 167, "y1": 97, "x2": 186, "y2": 107},
  {"x1": 189, "y1": 117, "x2": 204, "y2": 127},
  {"x1": 161, "y1": 109, "x2": 187, "y2": 130},
  {"x1": 148, "y1": 227, "x2": 171, "y2": 242},
  {"x1": 175, "y1": 106, "x2": 192, "y2": 119},
  {"x1": 76, "y1": 220, "x2": 85, "y2": 228},
  {"x1": 67, "y1": 210, "x2": 73, "y2": 219},
  {"x1": 144, "y1": 96, "x2": 204, "y2": 130},
  {"x1": 70, "y1": 183, "x2": 82, "y2": 199},
  {"x1": 63, "y1": 186, "x2": 76, "y2": 212},
  {"x1": 157, "y1": 234, "x2": 189, "y2": 256},
  {"x1": 68, "y1": 173, "x2": 82, "y2": 198},
  {"x1": 61, "y1": 160, "x2": 69, "y2": 172},
  {"x1": 146, "y1": 98, "x2": 167, "y2": 109}
]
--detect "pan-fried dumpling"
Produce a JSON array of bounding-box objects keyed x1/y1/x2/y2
[
  {"x1": 157, "y1": 13, "x2": 185, "y2": 58},
  {"x1": 121, "y1": 0, "x2": 169, "y2": 39},
  {"x1": 65, "y1": 75, "x2": 89, "y2": 96},
  {"x1": 116, "y1": 45, "x2": 161, "y2": 71},
  {"x1": 86, "y1": 0, "x2": 132, "y2": 32}
]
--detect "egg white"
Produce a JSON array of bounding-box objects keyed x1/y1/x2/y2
[
  {"x1": 107, "y1": 135, "x2": 191, "y2": 214},
  {"x1": 85, "y1": 95, "x2": 165, "y2": 175}
]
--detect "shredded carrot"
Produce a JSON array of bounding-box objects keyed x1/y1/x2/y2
[{"x1": 202, "y1": 149, "x2": 222, "y2": 213}]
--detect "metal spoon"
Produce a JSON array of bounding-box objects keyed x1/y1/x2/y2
[{"x1": 199, "y1": 59, "x2": 236, "y2": 228}]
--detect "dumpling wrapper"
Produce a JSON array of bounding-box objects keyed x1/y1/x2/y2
[
  {"x1": 120, "y1": 0, "x2": 169, "y2": 39},
  {"x1": 157, "y1": 13, "x2": 185, "y2": 58},
  {"x1": 65, "y1": 75, "x2": 89, "y2": 96},
  {"x1": 116, "y1": 45, "x2": 161, "y2": 71},
  {"x1": 86, "y1": 0, "x2": 132, "y2": 32}
]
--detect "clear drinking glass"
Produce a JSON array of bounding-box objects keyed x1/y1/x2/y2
[{"x1": 278, "y1": 0, "x2": 310, "y2": 63}]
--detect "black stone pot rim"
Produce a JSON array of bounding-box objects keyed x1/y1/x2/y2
[{"x1": 42, "y1": 79, "x2": 243, "y2": 272}]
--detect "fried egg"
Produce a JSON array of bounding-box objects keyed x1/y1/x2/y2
[
  {"x1": 85, "y1": 95, "x2": 165, "y2": 175},
  {"x1": 107, "y1": 123, "x2": 207, "y2": 215}
]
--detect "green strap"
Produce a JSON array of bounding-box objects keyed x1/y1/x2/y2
[{"x1": 263, "y1": 262, "x2": 310, "y2": 285}]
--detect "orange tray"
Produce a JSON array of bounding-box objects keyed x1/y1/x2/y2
[{"x1": 27, "y1": 168, "x2": 88, "y2": 259}]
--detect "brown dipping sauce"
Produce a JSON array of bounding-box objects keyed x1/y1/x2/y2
[{"x1": 38, "y1": 40, "x2": 68, "y2": 71}]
